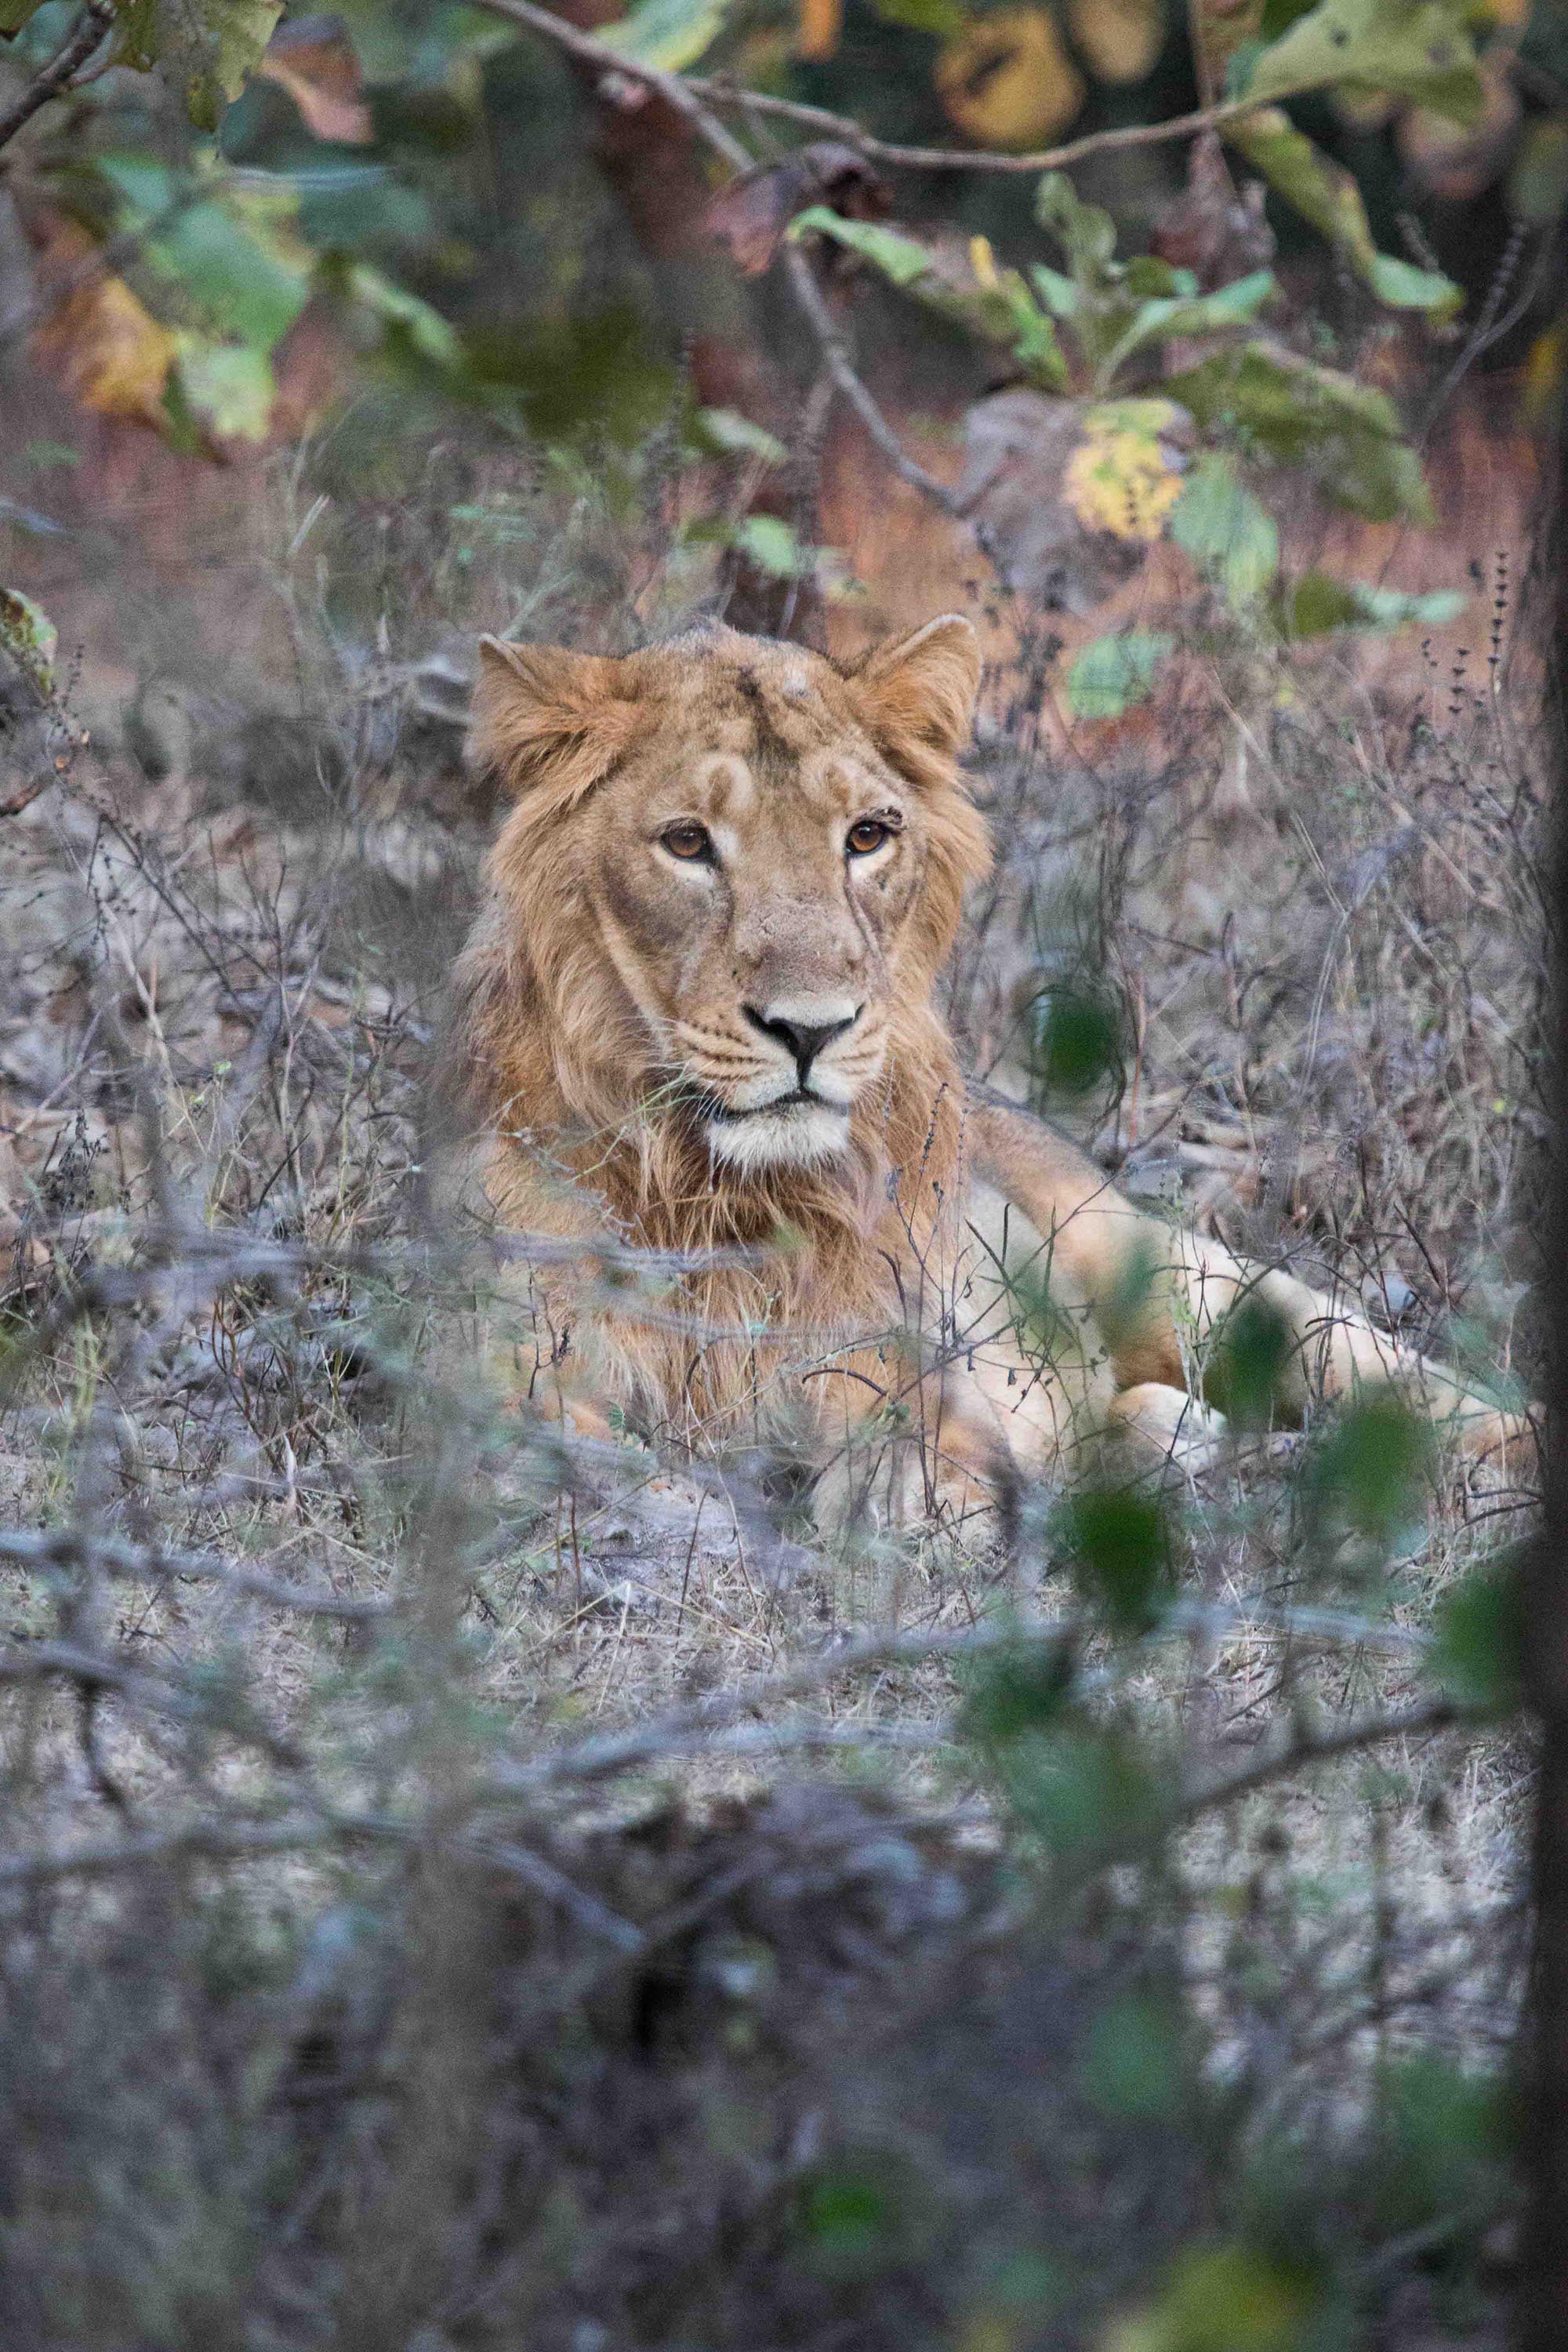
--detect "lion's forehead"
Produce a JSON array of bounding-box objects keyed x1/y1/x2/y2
[
  {"x1": 684, "y1": 746, "x2": 882, "y2": 830},
  {"x1": 626, "y1": 684, "x2": 887, "y2": 826}
]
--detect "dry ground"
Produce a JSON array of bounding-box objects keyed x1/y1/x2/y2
[{"x1": 0, "y1": 401, "x2": 1544, "y2": 2344}]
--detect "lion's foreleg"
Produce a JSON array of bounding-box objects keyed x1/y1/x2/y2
[
  {"x1": 1152, "y1": 1232, "x2": 1530, "y2": 1472},
  {"x1": 807, "y1": 1345, "x2": 1011, "y2": 1541}
]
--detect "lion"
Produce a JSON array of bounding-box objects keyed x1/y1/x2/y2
[{"x1": 443, "y1": 613, "x2": 1529, "y2": 1535}]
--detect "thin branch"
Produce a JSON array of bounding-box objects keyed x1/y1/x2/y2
[
  {"x1": 0, "y1": 0, "x2": 115, "y2": 157},
  {"x1": 779, "y1": 245, "x2": 969, "y2": 523},
  {"x1": 0, "y1": 1637, "x2": 307, "y2": 1768},
  {"x1": 0, "y1": 766, "x2": 57, "y2": 821},
  {"x1": 0, "y1": 1526, "x2": 391, "y2": 1621},
  {"x1": 495, "y1": 1596, "x2": 1428, "y2": 1793},
  {"x1": 0, "y1": 1816, "x2": 339, "y2": 1889},
  {"x1": 469, "y1": 0, "x2": 750, "y2": 170},
  {"x1": 688, "y1": 78, "x2": 1271, "y2": 176},
  {"x1": 470, "y1": 0, "x2": 1269, "y2": 180},
  {"x1": 1178, "y1": 1693, "x2": 1465, "y2": 1817},
  {"x1": 0, "y1": 1802, "x2": 642, "y2": 1947}
]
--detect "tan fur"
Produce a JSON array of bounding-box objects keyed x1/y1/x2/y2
[{"x1": 445, "y1": 617, "x2": 1530, "y2": 1531}]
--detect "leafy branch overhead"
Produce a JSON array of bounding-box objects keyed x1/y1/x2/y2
[
  {"x1": 0, "y1": 0, "x2": 1538, "y2": 643},
  {"x1": 791, "y1": 168, "x2": 1444, "y2": 635},
  {"x1": 1, "y1": 0, "x2": 283, "y2": 130},
  {"x1": 25, "y1": 154, "x2": 462, "y2": 445}
]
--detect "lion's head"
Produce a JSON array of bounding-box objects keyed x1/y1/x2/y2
[{"x1": 466, "y1": 618, "x2": 989, "y2": 1175}]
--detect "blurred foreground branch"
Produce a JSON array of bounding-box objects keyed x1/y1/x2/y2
[{"x1": 0, "y1": 0, "x2": 114, "y2": 156}]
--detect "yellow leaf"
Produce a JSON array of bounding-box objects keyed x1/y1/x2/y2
[
  {"x1": 969, "y1": 233, "x2": 1003, "y2": 289},
  {"x1": 1523, "y1": 321, "x2": 1565, "y2": 420},
  {"x1": 936, "y1": 8, "x2": 1085, "y2": 149},
  {"x1": 1066, "y1": 0, "x2": 1164, "y2": 84},
  {"x1": 798, "y1": 0, "x2": 843, "y2": 56},
  {"x1": 1063, "y1": 400, "x2": 1189, "y2": 541},
  {"x1": 33, "y1": 227, "x2": 177, "y2": 426}
]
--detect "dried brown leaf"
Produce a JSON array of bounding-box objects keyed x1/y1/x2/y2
[{"x1": 706, "y1": 141, "x2": 891, "y2": 276}]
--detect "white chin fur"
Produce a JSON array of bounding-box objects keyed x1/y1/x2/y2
[{"x1": 706, "y1": 1102, "x2": 851, "y2": 1172}]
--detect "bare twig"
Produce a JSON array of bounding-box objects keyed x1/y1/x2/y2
[
  {"x1": 470, "y1": 0, "x2": 1274, "y2": 180},
  {"x1": 779, "y1": 245, "x2": 969, "y2": 521},
  {"x1": 689, "y1": 80, "x2": 1274, "y2": 176},
  {"x1": 495, "y1": 1596, "x2": 1427, "y2": 1793},
  {"x1": 0, "y1": 1526, "x2": 391, "y2": 1621},
  {"x1": 1178, "y1": 1694, "x2": 1465, "y2": 1817},
  {"x1": 0, "y1": 0, "x2": 115, "y2": 156},
  {"x1": 468, "y1": 0, "x2": 750, "y2": 170}
]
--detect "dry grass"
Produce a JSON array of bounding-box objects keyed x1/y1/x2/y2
[{"x1": 0, "y1": 406, "x2": 1543, "y2": 2345}]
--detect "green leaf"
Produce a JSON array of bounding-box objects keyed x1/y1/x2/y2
[
  {"x1": 332, "y1": 260, "x2": 464, "y2": 371},
  {"x1": 1126, "y1": 2242, "x2": 1316, "y2": 2351},
  {"x1": 1063, "y1": 1486, "x2": 1171, "y2": 1633},
  {"x1": 1364, "y1": 252, "x2": 1465, "y2": 314},
  {"x1": 1101, "y1": 269, "x2": 1279, "y2": 376},
  {"x1": 1432, "y1": 1556, "x2": 1525, "y2": 1715},
  {"x1": 1080, "y1": 1991, "x2": 1185, "y2": 2122},
  {"x1": 1124, "y1": 256, "x2": 1187, "y2": 298},
  {"x1": 1376, "y1": 2057, "x2": 1511, "y2": 2239},
  {"x1": 731, "y1": 514, "x2": 808, "y2": 578},
  {"x1": 1508, "y1": 118, "x2": 1568, "y2": 229},
  {"x1": 1166, "y1": 343, "x2": 1434, "y2": 524},
  {"x1": 1169, "y1": 451, "x2": 1279, "y2": 605},
  {"x1": 600, "y1": 0, "x2": 728, "y2": 71},
  {"x1": 1309, "y1": 1389, "x2": 1432, "y2": 1548},
  {"x1": 1205, "y1": 1292, "x2": 1294, "y2": 1429},
  {"x1": 790, "y1": 208, "x2": 934, "y2": 289},
  {"x1": 868, "y1": 0, "x2": 967, "y2": 30},
  {"x1": 1034, "y1": 171, "x2": 1117, "y2": 277},
  {"x1": 1243, "y1": 0, "x2": 1483, "y2": 121},
  {"x1": 1227, "y1": 112, "x2": 1463, "y2": 318},
  {"x1": 1065, "y1": 630, "x2": 1174, "y2": 720},
  {"x1": 118, "y1": 0, "x2": 285, "y2": 130},
  {"x1": 960, "y1": 1637, "x2": 1076, "y2": 1746},
  {"x1": 695, "y1": 408, "x2": 788, "y2": 466},
  {"x1": 790, "y1": 209, "x2": 1069, "y2": 390},
  {"x1": 1028, "y1": 263, "x2": 1082, "y2": 318},
  {"x1": 1027, "y1": 984, "x2": 1123, "y2": 1095},
  {"x1": 794, "y1": 2158, "x2": 923, "y2": 2282},
  {"x1": 94, "y1": 160, "x2": 312, "y2": 354},
  {"x1": 172, "y1": 339, "x2": 275, "y2": 437},
  {"x1": 1004, "y1": 1721, "x2": 1163, "y2": 1860},
  {"x1": 0, "y1": 587, "x2": 56, "y2": 690},
  {"x1": 1287, "y1": 572, "x2": 1465, "y2": 636},
  {"x1": 149, "y1": 199, "x2": 310, "y2": 352}
]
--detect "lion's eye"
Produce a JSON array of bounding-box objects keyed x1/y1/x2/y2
[
  {"x1": 660, "y1": 822, "x2": 713, "y2": 862},
  {"x1": 847, "y1": 817, "x2": 895, "y2": 858}
]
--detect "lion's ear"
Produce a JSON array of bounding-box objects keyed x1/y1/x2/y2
[
  {"x1": 847, "y1": 615, "x2": 981, "y2": 771},
  {"x1": 471, "y1": 637, "x2": 645, "y2": 808}
]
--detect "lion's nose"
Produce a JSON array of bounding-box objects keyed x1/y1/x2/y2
[{"x1": 743, "y1": 1001, "x2": 861, "y2": 1084}]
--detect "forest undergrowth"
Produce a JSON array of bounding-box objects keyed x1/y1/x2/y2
[{"x1": 0, "y1": 413, "x2": 1545, "y2": 2348}]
